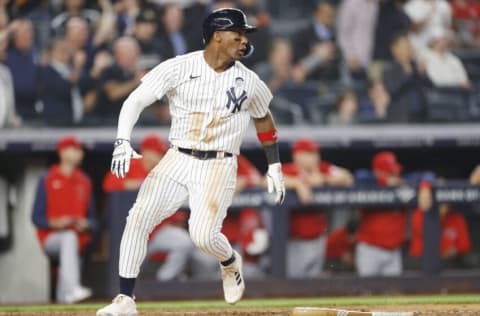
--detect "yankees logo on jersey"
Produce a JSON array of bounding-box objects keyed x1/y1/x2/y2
[
  {"x1": 141, "y1": 51, "x2": 273, "y2": 155},
  {"x1": 225, "y1": 77, "x2": 247, "y2": 114}
]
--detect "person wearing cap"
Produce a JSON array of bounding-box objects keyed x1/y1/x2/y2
[
  {"x1": 103, "y1": 134, "x2": 193, "y2": 282},
  {"x1": 133, "y1": 6, "x2": 163, "y2": 69},
  {"x1": 282, "y1": 138, "x2": 353, "y2": 278},
  {"x1": 355, "y1": 151, "x2": 406, "y2": 277},
  {"x1": 31, "y1": 136, "x2": 96, "y2": 303}
]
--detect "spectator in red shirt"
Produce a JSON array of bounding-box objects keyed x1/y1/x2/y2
[
  {"x1": 356, "y1": 151, "x2": 406, "y2": 277},
  {"x1": 410, "y1": 204, "x2": 471, "y2": 259},
  {"x1": 191, "y1": 155, "x2": 269, "y2": 280},
  {"x1": 103, "y1": 134, "x2": 193, "y2": 282},
  {"x1": 282, "y1": 139, "x2": 353, "y2": 278},
  {"x1": 32, "y1": 136, "x2": 96, "y2": 303}
]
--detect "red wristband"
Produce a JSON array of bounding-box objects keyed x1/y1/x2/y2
[{"x1": 257, "y1": 129, "x2": 278, "y2": 142}]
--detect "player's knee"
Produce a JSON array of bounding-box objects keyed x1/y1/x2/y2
[
  {"x1": 125, "y1": 204, "x2": 156, "y2": 235},
  {"x1": 60, "y1": 230, "x2": 78, "y2": 246}
]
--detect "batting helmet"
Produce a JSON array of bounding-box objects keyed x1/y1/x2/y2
[{"x1": 202, "y1": 8, "x2": 257, "y2": 58}]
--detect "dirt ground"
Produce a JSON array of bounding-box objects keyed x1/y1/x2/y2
[{"x1": 2, "y1": 304, "x2": 480, "y2": 316}]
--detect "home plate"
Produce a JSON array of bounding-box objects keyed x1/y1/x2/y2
[{"x1": 292, "y1": 307, "x2": 414, "y2": 316}]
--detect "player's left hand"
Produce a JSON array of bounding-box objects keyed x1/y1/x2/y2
[
  {"x1": 111, "y1": 139, "x2": 142, "y2": 178},
  {"x1": 266, "y1": 162, "x2": 286, "y2": 204}
]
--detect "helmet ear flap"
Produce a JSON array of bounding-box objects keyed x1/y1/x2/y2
[{"x1": 243, "y1": 42, "x2": 254, "y2": 58}]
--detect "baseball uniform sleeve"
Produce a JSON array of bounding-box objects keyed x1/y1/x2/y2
[
  {"x1": 248, "y1": 77, "x2": 273, "y2": 118},
  {"x1": 141, "y1": 58, "x2": 179, "y2": 100}
]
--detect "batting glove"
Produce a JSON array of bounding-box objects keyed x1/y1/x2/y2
[
  {"x1": 266, "y1": 162, "x2": 286, "y2": 204},
  {"x1": 111, "y1": 139, "x2": 142, "y2": 178}
]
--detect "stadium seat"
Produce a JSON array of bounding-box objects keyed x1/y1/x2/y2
[{"x1": 424, "y1": 87, "x2": 472, "y2": 122}]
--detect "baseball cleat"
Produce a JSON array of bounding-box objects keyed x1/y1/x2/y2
[
  {"x1": 220, "y1": 250, "x2": 245, "y2": 305},
  {"x1": 96, "y1": 294, "x2": 138, "y2": 316}
]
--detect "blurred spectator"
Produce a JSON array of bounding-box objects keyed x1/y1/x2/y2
[
  {"x1": 191, "y1": 155, "x2": 269, "y2": 280},
  {"x1": 358, "y1": 80, "x2": 391, "y2": 121},
  {"x1": 32, "y1": 136, "x2": 96, "y2": 303},
  {"x1": 371, "y1": 0, "x2": 411, "y2": 80},
  {"x1": 133, "y1": 6, "x2": 162, "y2": 69},
  {"x1": 113, "y1": 0, "x2": 141, "y2": 36},
  {"x1": 254, "y1": 38, "x2": 294, "y2": 93},
  {"x1": 325, "y1": 220, "x2": 358, "y2": 271},
  {"x1": 336, "y1": 0, "x2": 379, "y2": 79},
  {"x1": 51, "y1": 0, "x2": 100, "y2": 35},
  {"x1": 290, "y1": 0, "x2": 340, "y2": 82},
  {"x1": 355, "y1": 151, "x2": 406, "y2": 277},
  {"x1": 404, "y1": 0, "x2": 452, "y2": 55},
  {"x1": 450, "y1": 0, "x2": 480, "y2": 48},
  {"x1": 282, "y1": 139, "x2": 353, "y2": 278},
  {"x1": 157, "y1": 4, "x2": 189, "y2": 59},
  {"x1": 420, "y1": 28, "x2": 470, "y2": 88},
  {"x1": 92, "y1": 36, "x2": 142, "y2": 125},
  {"x1": 103, "y1": 134, "x2": 193, "y2": 282},
  {"x1": 0, "y1": 32, "x2": 21, "y2": 128},
  {"x1": 4, "y1": 19, "x2": 40, "y2": 123},
  {"x1": 38, "y1": 39, "x2": 85, "y2": 126},
  {"x1": 327, "y1": 89, "x2": 359, "y2": 125},
  {"x1": 410, "y1": 204, "x2": 471, "y2": 260},
  {"x1": 80, "y1": 50, "x2": 113, "y2": 116},
  {"x1": 469, "y1": 165, "x2": 480, "y2": 184},
  {"x1": 382, "y1": 32, "x2": 429, "y2": 122},
  {"x1": 63, "y1": 13, "x2": 113, "y2": 75},
  {"x1": 237, "y1": 0, "x2": 272, "y2": 67}
]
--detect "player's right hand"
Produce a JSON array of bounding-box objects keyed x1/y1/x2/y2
[{"x1": 111, "y1": 139, "x2": 142, "y2": 178}]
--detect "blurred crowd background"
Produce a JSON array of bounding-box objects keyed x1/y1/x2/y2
[{"x1": 1, "y1": 0, "x2": 480, "y2": 128}]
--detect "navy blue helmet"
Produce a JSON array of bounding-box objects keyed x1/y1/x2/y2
[{"x1": 202, "y1": 8, "x2": 257, "y2": 58}]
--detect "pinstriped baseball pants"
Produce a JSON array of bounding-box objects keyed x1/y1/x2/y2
[{"x1": 119, "y1": 148, "x2": 237, "y2": 278}]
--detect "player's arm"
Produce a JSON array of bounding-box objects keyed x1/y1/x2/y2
[
  {"x1": 110, "y1": 82, "x2": 157, "y2": 178},
  {"x1": 253, "y1": 111, "x2": 285, "y2": 204}
]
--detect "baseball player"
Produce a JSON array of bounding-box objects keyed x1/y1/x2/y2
[
  {"x1": 97, "y1": 8, "x2": 285, "y2": 316},
  {"x1": 282, "y1": 139, "x2": 353, "y2": 278},
  {"x1": 32, "y1": 136, "x2": 95, "y2": 303},
  {"x1": 355, "y1": 151, "x2": 407, "y2": 277}
]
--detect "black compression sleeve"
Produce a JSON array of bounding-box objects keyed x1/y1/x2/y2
[{"x1": 264, "y1": 143, "x2": 280, "y2": 165}]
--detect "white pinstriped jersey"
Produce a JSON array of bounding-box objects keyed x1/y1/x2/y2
[{"x1": 141, "y1": 50, "x2": 273, "y2": 155}]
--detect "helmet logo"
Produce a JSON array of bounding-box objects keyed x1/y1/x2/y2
[{"x1": 213, "y1": 17, "x2": 234, "y2": 29}]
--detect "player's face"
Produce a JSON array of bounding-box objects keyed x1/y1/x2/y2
[
  {"x1": 218, "y1": 30, "x2": 249, "y2": 60},
  {"x1": 59, "y1": 146, "x2": 84, "y2": 167},
  {"x1": 293, "y1": 151, "x2": 320, "y2": 172}
]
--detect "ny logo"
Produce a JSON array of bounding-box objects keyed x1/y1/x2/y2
[
  {"x1": 225, "y1": 77, "x2": 247, "y2": 113},
  {"x1": 225, "y1": 88, "x2": 247, "y2": 113}
]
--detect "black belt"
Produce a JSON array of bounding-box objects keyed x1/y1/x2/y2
[{"x1": 176, "y1": 147, "x2": 233, "y2": 160}]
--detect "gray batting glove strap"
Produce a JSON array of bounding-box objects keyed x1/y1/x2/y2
[
  {"x1": 111, "y1": 139, "x2": 142, "y2": 178},
  {"x1": 266, "y1": 162, "x2": 286, "y2": 204}
]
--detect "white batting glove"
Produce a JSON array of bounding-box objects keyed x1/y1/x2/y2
[
  {"x1": 110, "y1": 139, "x2": 142, "y2": 178},
  {"x1": 266, "y1": 162, "x2": 286, "y2": 204}
]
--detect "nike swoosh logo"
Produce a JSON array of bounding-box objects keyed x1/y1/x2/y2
[{"x1": 190, "y1": 74, "x2": 201, "y2": 79}]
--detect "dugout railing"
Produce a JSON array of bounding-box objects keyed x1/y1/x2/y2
[{"x1": 105, "y1": 182, "x2": 480, "y2": 296}]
